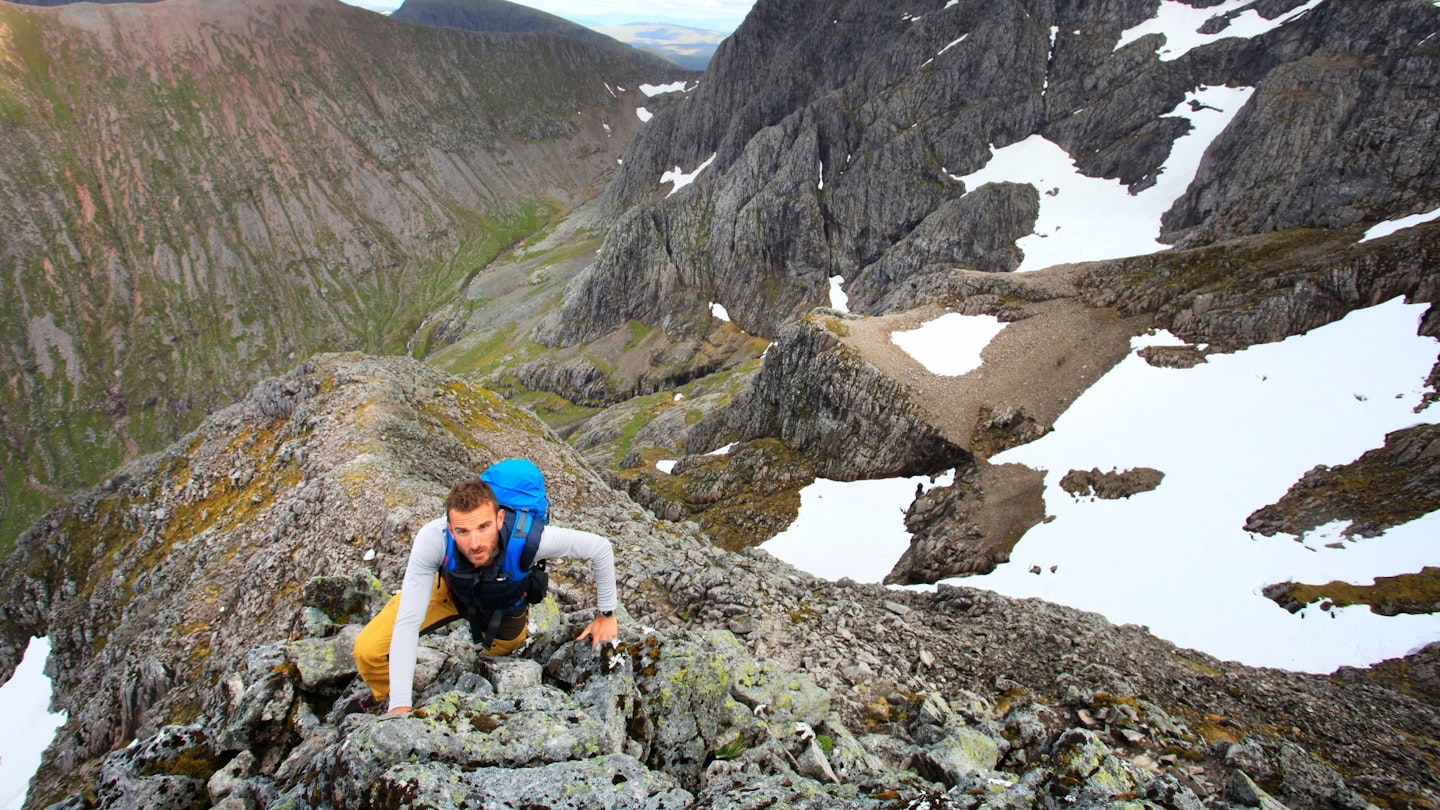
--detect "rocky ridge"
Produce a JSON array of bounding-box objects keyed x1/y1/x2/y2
[{"x1": 2, "y1": 354, "x2": 1439, "y2": 809}]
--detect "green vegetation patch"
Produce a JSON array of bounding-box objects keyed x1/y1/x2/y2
[
  {"x1": 620, "y1": 438, "x2": 815, "y2": 552},
  {"x1": 1266, "y1": 567, "x2": 1440, "y2": 617}
]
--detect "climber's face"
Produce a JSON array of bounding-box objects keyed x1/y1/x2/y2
[{"x1": 448, "y1": 503, "x2": 503, "y2": 566}]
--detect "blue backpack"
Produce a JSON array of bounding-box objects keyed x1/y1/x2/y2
[
  {"x1": 441, "y1": 459, "x2": 551, "y2": 646},
  {"x1": 479, "y1": 458, "x2": 550, "y2": 579}
]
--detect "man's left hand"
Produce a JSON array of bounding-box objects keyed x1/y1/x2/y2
[{"x1": 577, "y1": 613, "x2": 619, "y2": 649}]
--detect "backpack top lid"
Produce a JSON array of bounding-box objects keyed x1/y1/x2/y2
[{"x1": 479, "y1": 458, "x2": 549, "y2": 522}]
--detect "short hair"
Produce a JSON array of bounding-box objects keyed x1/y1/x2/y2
[{"x1": 445, "y1": 479, "x2": 498, "y2": 517}]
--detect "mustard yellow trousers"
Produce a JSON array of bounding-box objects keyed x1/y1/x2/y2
[{"x1": 352, "y1": 575, "x2": 528, "y2": 703}]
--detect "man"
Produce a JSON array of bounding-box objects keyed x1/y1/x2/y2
[{"x1": 349, "y1": 478, "x2": 618, "y2": 715}]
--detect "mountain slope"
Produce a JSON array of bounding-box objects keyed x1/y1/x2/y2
[{"x1": 0, "y1": 0, "x2": 682, "y2": 550}]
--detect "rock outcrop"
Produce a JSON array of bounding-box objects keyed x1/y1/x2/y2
[
  {"x1": 886, "y1": 461, "x2": 1046, "y2": 585},
  {"x1": 688, "y1": 313, "x2": 971, "y2": 481},
  {"x1": 1060, "y1": 467, "x2": 1166, "y2": 501}
]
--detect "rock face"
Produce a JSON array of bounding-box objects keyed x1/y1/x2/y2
[
  {"x1": 3, "y1": 356, "x2": 1440, "y2": 808},
  {"x1": 536, "y1": 0, "x2": 1440, "y2": 348},
  {"x1": 0, "y1": 0, "x2": 686, "y2": 551},
  {"x1": 688, "y1": 313, "x2": 971, "y2": 482},
  {"x1": 1060, "y1": 467, "x2": 1166, "y2": 500}
]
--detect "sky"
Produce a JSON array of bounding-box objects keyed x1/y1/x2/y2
[{"x1": 337, "y1": 0, "x2": 756, "y2": 33}]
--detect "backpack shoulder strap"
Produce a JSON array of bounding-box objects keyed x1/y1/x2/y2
[{"x1": 500, "y1": 508, "x2": 546, "y2": 577}]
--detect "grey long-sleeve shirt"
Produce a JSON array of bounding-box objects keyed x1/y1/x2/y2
[{"x1": 386, "y1": 516, "x2": 617, "y2": 711}]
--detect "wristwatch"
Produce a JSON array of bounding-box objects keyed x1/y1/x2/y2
[{"x1": 599, "y1": 609, "x2": 615, "y2": 618}]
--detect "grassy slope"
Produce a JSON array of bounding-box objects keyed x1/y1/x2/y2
[{"x1": 0, "y1": 0, "x2": 672, "y2": 550}]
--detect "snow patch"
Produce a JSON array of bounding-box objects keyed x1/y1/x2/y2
[
  {"x1": 1360, "y1": 206, "x2": 1440, "y2": 243},
  {"x1": 829, "y1": 276, "x2": 850, "y2": 313},
  {"x1": 937, "y1": 34, "x2": 968, "y2": 56},
  {"x1": 0, "y1": 637, "x2": 67, "y2": 810},
  {"x1": 710, "y1": 301, "x2": 731, "y2": 322},
  {"x1": 1116, "y1": 0, "x2": 1327, "y2": 61},
  {"x1": 640, "y1": 81, "x2": 691, "y2": 96},
  {"x1": 762, "y1": 471, "x2": 955, "y2": 582},
  {"x1": 891, "y1": 313, "x2": 1006, "y2": 376},
  {"x1": 661, "y1": 152, "x2": 717, "y2": 197},
  {"x1": 656, "y1": 459, "x2": 677, "y2": 474},
  {"x1": 636, "y1": 106, "x2": 653, "y2": 123},
  {"x1": 708, "y1": 443, "x2": 735, "y2": 456},
  {"x1": 957, "y1": 85, "x2": 1253, "y2": 272}
]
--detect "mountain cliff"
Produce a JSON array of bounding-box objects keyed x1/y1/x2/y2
[
  {"x1": 3, "y1": 355, "x2": 1438, "y2": 809},
  {"x1": 0, "y1": 0, "x2": 684, "y2": 551},
  {"x1": 535, "y1": 0, "x2": 1440, "y2": 346}
]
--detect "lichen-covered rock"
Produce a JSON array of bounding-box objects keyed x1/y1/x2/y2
[
  {"x1": 300, "y1": 685, "x2": 613, "y2": 806},
  {"x1": 367, "y1": 753, "x2": 694, "y2": 809},
  {"x1": 912, "y1": 725, "x2": 1003, "y2": 787},
  {"x1": 94, "y1": 724, "x2": 218, "y2": 810},
  {"x1": 283, "y1": 626, "x2": 361, "y2": 691},
  {"x1": 625, "y1": 627, "x2": 831, "y2": 791},
  {"x1": 299, "y1": 572, "x2": 390, "y2": 632}
]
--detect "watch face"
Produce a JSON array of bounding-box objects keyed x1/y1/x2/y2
[{"x1": 600, "y1": 610, "x2": 614, "y2": 617}]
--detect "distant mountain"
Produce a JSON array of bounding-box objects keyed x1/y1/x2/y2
[
  {"x1": 391, "y1": 0, "x2": 681, "y2": 70},
  {"x1": 0, "y1": 0, "x2": 159, "y2": 4},
  {"x1": 597, "y1": 23, "x2": 727, "y2": 70},
  {"x1": 0, "y1": 0, "x2": 685, "y2": 551}
]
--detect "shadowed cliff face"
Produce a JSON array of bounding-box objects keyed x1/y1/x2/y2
[
  {"x1": 535, "y1": 0, "x2": 1440, "y2": 347},
  {"x1": 0, "y1": 0, "x2": 686, "y2": 550}
]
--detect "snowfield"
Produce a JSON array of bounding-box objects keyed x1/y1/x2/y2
[{"x1": 764, "y1": 298, "x2": 1440, "y2": 673}]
